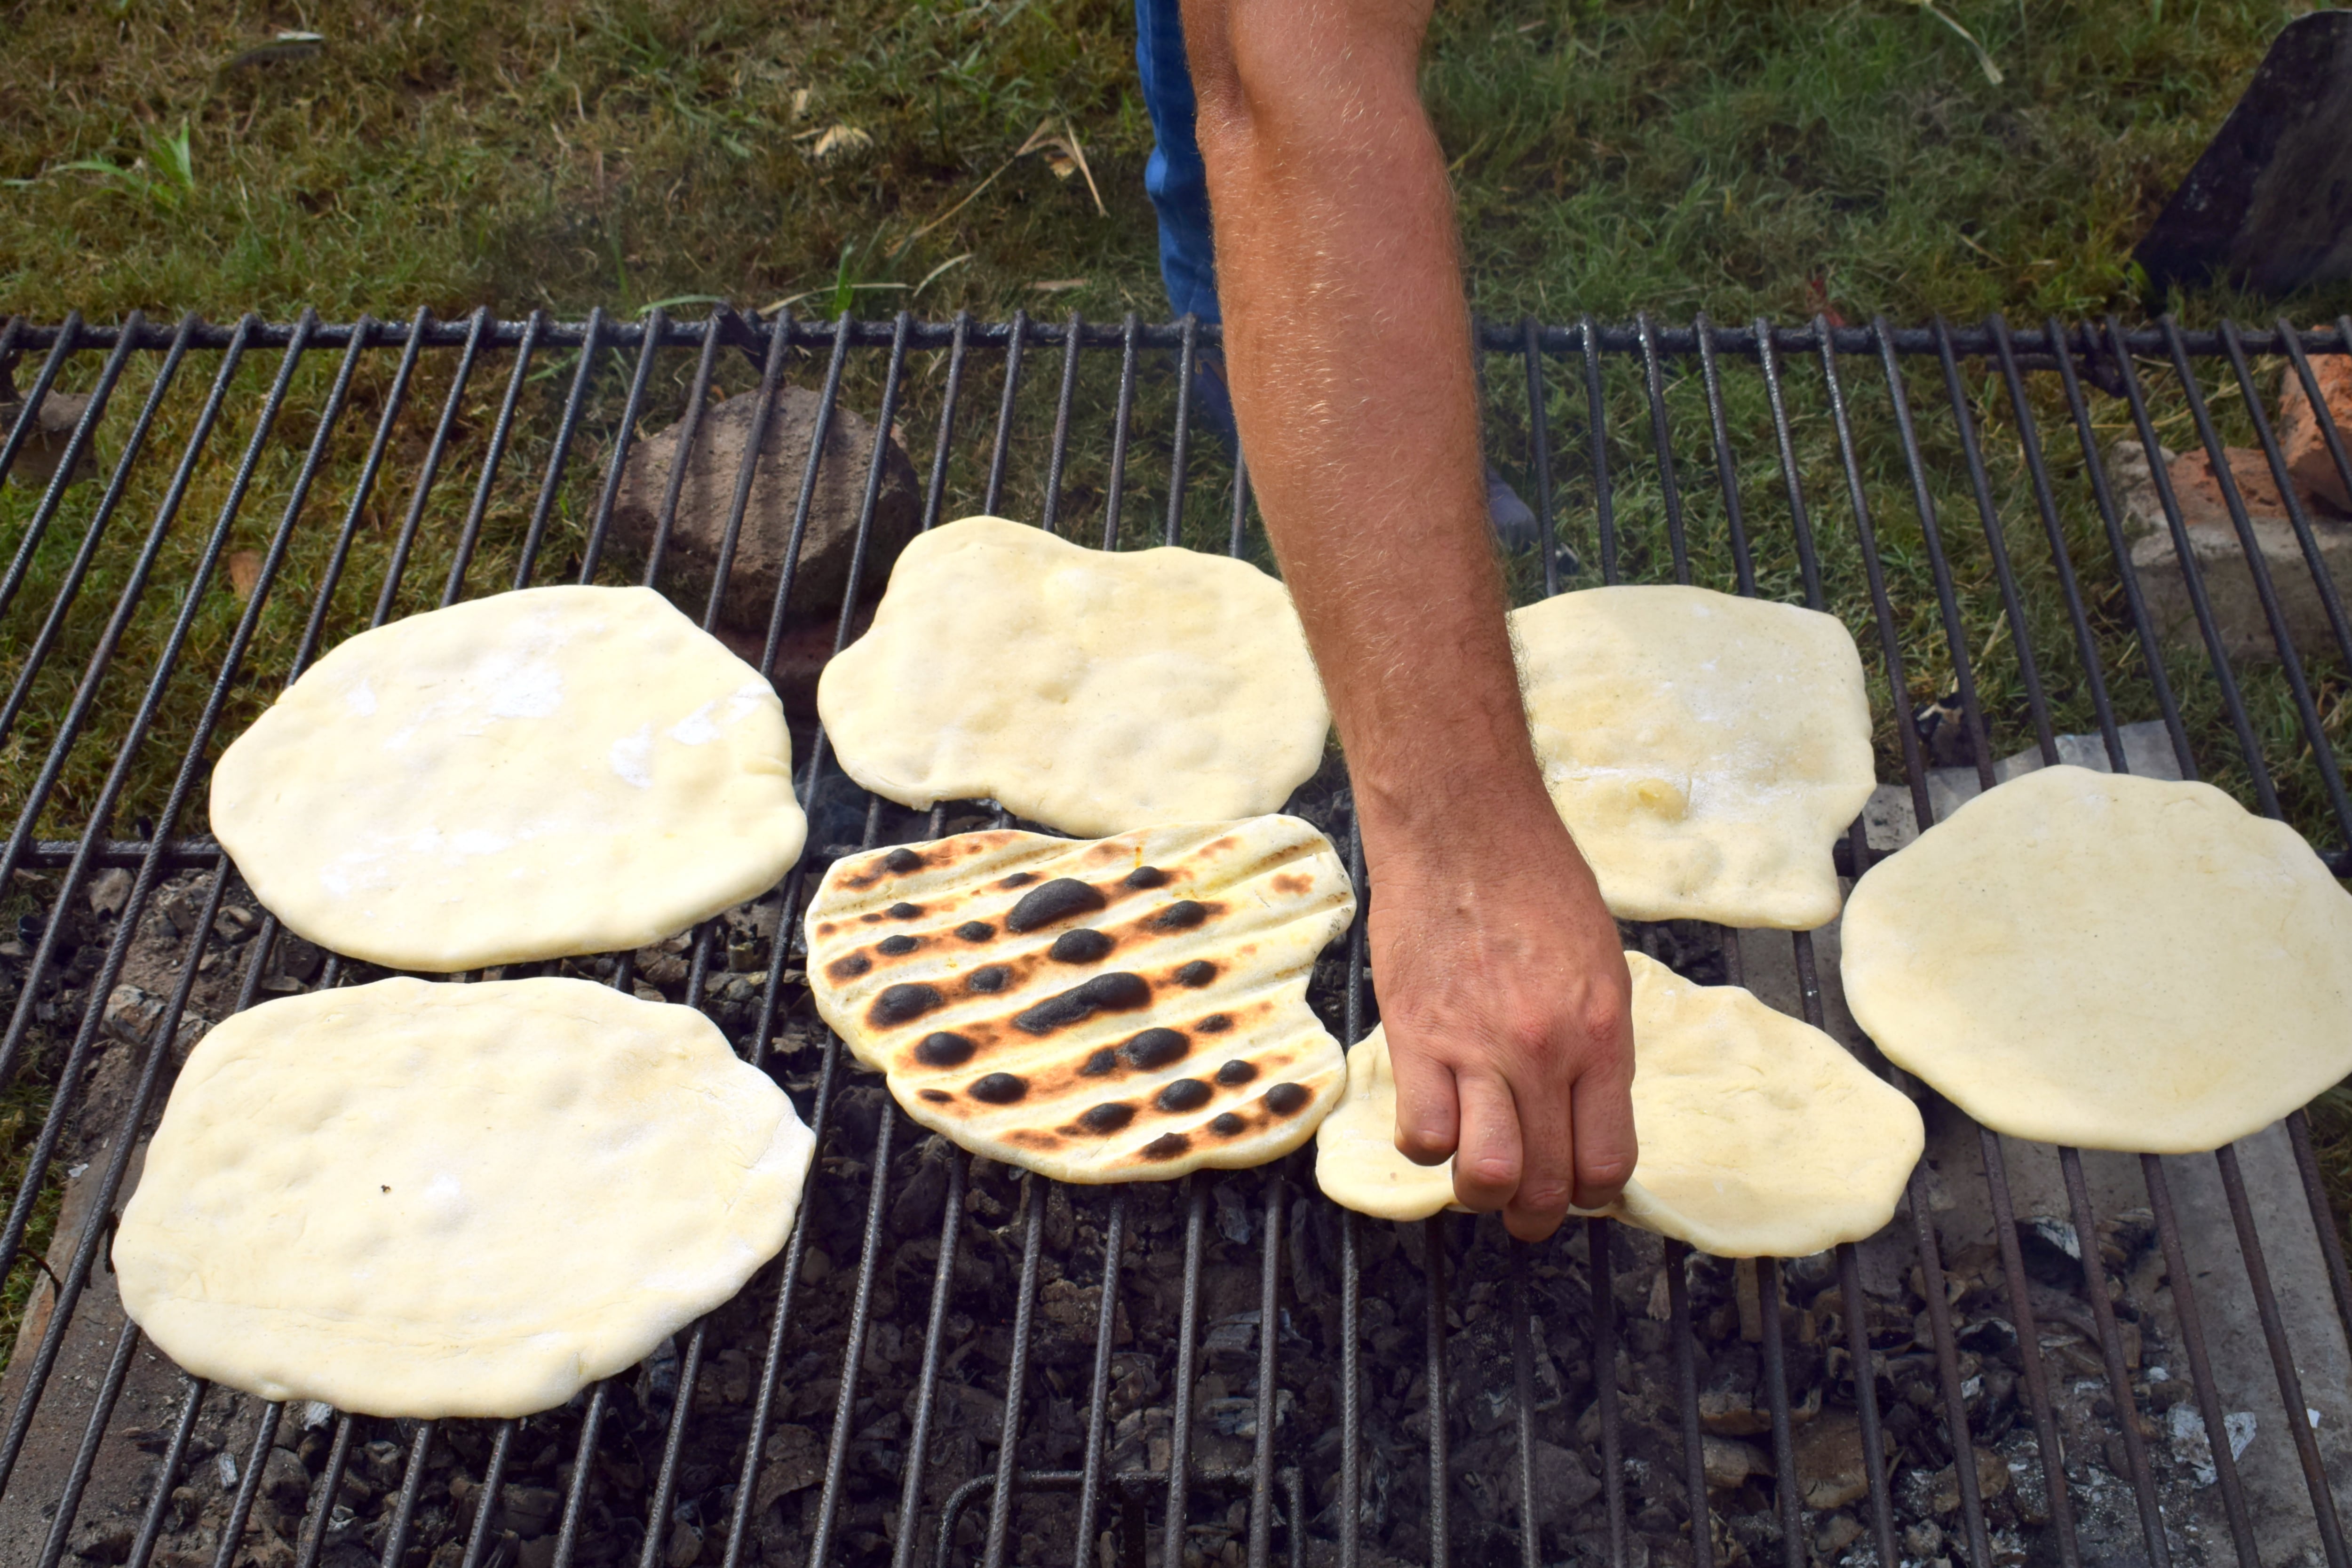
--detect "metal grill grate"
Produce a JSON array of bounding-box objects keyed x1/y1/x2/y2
[{"x1": 0, "y1": 309, "x2": 2349, "y2": 1568}]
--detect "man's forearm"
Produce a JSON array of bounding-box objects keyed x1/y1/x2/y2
[
  {"x1": 1182, "y1": 0, "x2": 1551, "y2": 863},
  {"x1": 1180, "y1": 0, "x2": 1637, "y2": 1235}
]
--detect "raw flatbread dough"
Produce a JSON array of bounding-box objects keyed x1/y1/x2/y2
[
  {"x1": 1315, "y1": 954, "x2": 1923, "y2": 1256},
  {"x1": 804, "y1": 816, "x2": 1354, "y2": 1182},
  {"x1": 816, "y1": 516, "x2": 1329, "y2": 837},
  {"x1": 1512, "y1": 585, "x2": 1875, "y2": 929},
  {"x1": 113, "y1": 977, "x2": 815, "y2": 1418},
  {"x1": 1312, "y1": 1027, "x2": 1462, "y2": 1221},
  {"x1": 210, "y1": 585, "x2": 806, "y2": 971},
  {"x1": 1841, "y1": 764, "x2": 2352, "y2": 1154}
]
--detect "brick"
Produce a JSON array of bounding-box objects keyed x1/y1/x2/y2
[{"x1": 2279, "y1": 353, "x2": 2352, "y2": 514}]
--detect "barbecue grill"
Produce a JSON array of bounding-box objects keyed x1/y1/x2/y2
[{"x1": 0, "y1": 309, "x2": 2348, "y2": 1568}]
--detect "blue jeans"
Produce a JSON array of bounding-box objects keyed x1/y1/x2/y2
[{"x1": 1135, "y1": 0, "x2": 1220, "y2": 323}]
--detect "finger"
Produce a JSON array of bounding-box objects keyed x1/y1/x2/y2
[
  {"x1": 1503, "y1": 1069, "x2": 1575, "y2": 1243},
  {"x1": 1569, "y1": 1019, "x2": 1639, "y2": 1211},
  {"x1": 1387, "y1": 1027, "x2": 1461, "y2": 1166},
  {"x1": 1449, "y1": 1070, "x2": 1522, "y2": 1213}
]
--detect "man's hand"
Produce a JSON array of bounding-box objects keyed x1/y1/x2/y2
[
  {"x1": 1373, "y1": 821, "x2": 1637, "y2": 1237},
  {"x1": 1181, "y1": 0, "x2": 1637, "y2": 1242}
]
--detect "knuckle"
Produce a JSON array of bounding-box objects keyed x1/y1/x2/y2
[
  {"x1": 1515, "y1": 1178, "x2": 1572, "y2": 1216},
  {"x1": 1579, "y1": 1151, "x2": 1637, "y2": 1191}
]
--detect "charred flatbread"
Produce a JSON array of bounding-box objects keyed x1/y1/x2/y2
[{"x1": 804, "y1": 816, "x2": 1354, "y2": 1182}]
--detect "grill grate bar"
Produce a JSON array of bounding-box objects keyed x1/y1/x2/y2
[
  {"x1": 2288, "y1": 1110, "x2": 2352, "y2": 1356},
  {"x1": 374, "y1": 307, "x2": 488, "y2": 626},
  {"x1": 516, "y1": 307, "x2": 607, "y2": 590},
  {"x1": 2212, "y1": 1145, "x2": 2352, "y2": 1564},
  {"x1": 0, "y1": 311, "x2": 157, "y2": 738},
  {"x1": 1634, "y1": 313, "x2": 1692, "y2": 585},
  {"x1": 0, "y1": 313, "x2": 83, "y2": 548},
  {"x1": 298, "y1": 1413, "x2": 360, "y2": 1568},
  {"x1": 2141, "y1": 1154, "x2": 2260, "y2": 1564},
  {"x1": 640, "y1": 311, "x2": 729, "y2": 599},
  {"x1": 1071, "y1": 1191, "x2": 1131, "y2": 1566},
  {"x1": 1099, "y1": 314, "x2": 1141, "y2": 550},
  {"x1": 1664, "y1": 1242, "x2": 1713, "y2": 1568},
  {"x1": 456, "y1": 1419, "x2": 515, "y2": 1568},
  {"x1": 810, "y1": 1114, "x2": 901, "y2": 1566},
  {"x1": 1161, "y1": 1179, "x2": 1209, "y2": 1568},
  {"x1": 1976, "y1": 1130, "x2": 2085, "y2": 1564},
  {"x1": 0, "y1": 315, "x2": 255, "y2": 897},
  {"x1": 2172, "y1": 323, "x2": 2352, "y2": 836},
  {"x1": 1756, "y1": 1258, "x2": 1804, "y2": 1568},
  {"x1": 1249, "y1": 1181, "x2": 1287, "y2": 1568},
  {"x1": 982, "y1": 1176, "x2": 1049, "y2": 1568},
  {"x1": 443, "y1": 309, "x2": 546, "y2": 607},
  {"x1": 894, "y1": 1155, "x2": 969, "y2": 1568},
  {"x1": 2224, "y1": 322, "x2": 2352, "y2": 669},
  {"x1": 983, "y1": 310, "x2": 1027, "y2": 517}
]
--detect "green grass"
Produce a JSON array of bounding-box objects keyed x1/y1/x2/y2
[{"x1": 4, "y1": 0, "x2": 2349, "y2": 326}]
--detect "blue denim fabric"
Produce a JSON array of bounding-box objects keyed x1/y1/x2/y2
[{"x1": 1134, "y1": 0, "x2": 1221, "y2": 323}]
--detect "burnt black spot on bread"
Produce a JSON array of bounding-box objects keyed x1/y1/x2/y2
[
  {"x1": 1005, "y1": 877, "x2": 1109, "y2": 932},
  {"x1": 1264, "y1": 1083, "x2": 1310, "y2": 1115},
  {"x1": 1012, "y1": 972, "x2": 1151, "y2": 1034},
  {"x1": 1080, "y1": 1048, "x2": 1119, "y2": 1076},
  {"x1": 1215, "y1": 1060, "x2": 1257, "y2": 1086},
  {"x1": 914, "y1": 1032, "x2": 976, "y2": 1067},
  {"x1": 1141, "y1": 1133, "x2": 1191, "y2": 1161},
  {"x1": 1155, "y1": 1079, "x2": 1212, "y2": 1113},
  {"x1": 1198, "y1": 1014, "x2": 1232, "y2": 1034},
  {"x1": 966, "y1": 965, "x2": 1011, "y2": 994},
  {"x1": 969, "y1": 1073, "x2": 1028, "y2": 1104},
  {"x1": 883, "y1": 848, "x2": 924, "y2": 874},
  {"x1": 828, "y1": 954, "x2": 873, "y2": 980},
  {"x1": 1150, "y1": 900, "x2": 1209, "y2": 931},
  {"x1": 1049, "y1": 929, "x2": 1115, "y2": 964},
  {"x1": 877, "y1": 935, "x2": 919, "y2": 956},
  {"x1": 998, "y1": 872, "x2": 1035, "y2": 889},
  {"x1": 919, "y1": 1089, "x2": 952, "y2": 1104},
  {"x1": 1210, "y1": 1113, "x2": 1246, "y2": 1137},
  {"x1": 955, "y1": 921, "x2": 995, "y2": 942},
  {"x1": 870, "y1": 984, "x2": 943, "y2": 1026},
  {"x1": 1078, "y1": 1103, "x2": 1136, "y2": 1134},
  {"x1": 888, "y1": 902, "x2": 922, "y2": 919},
  {"x1": 1173, "y1": 960, "x2": 1217, "y2": 988},
  {"x1": 1123, "y1": 866, "x2": 1168, "y2": 889},
  {"x1": 1121, "y1": 1028, "x2": 1189, "y2": 1070}
]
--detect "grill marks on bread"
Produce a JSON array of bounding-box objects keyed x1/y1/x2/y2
[{"x1": 805, "y1": 816, "x2": 1355, "y2": 1183}]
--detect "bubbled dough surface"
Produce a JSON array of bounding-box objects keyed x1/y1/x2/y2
[
  {"x1": 1512, "y1": 585, "x2": 1876, "y2": 929},
  {"x1": 112, "y1": 977, "x2": 816, "y2": 1419},
  {"x1": 1316, "y1": 955, "x2": 1924, "y2": 1257},
  {"x1": 817, "y1": 517, "x2": 1329, "y2": 838},
  {"x1": 210, "y1": 585, "x2": 806, "y2": 972},
  {"x1": 1841, "y1": 765, "x2": 2352, "y2": 1154}
]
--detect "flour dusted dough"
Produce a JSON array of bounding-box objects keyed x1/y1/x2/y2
[
  {"x1": 1315, "y1": 955, "x2": 1923, "y2": 1256},
  {"x1": 805, "y1": 817, "x2": 1353, "y2": 1182},
  {"x1": 113, "y1": 978, "x2": 815, "y2": 1418},
  {"x1": 1841, "y1": 765, "x2": 2352, "y2": 1154},
  {"x1": 1512, "y1": 586, "x2": 1875, "y2": 929},
  {"x1": 210, "y1": 586, "x2": 806, "y2": 971},
  {"x1": 817, "y1": 517, "x2": 1329, "y2": 837}
]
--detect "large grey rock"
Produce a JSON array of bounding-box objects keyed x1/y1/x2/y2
[
  {"x1": 0, "y1": 391, "x2": 98, "y2": 490},
  {"x1": 2110, "y1": 439, "x2": 2352, "y2": 666},
  {"x1": 610, "y1": 386, "x2": 920, "y2": 636}
]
